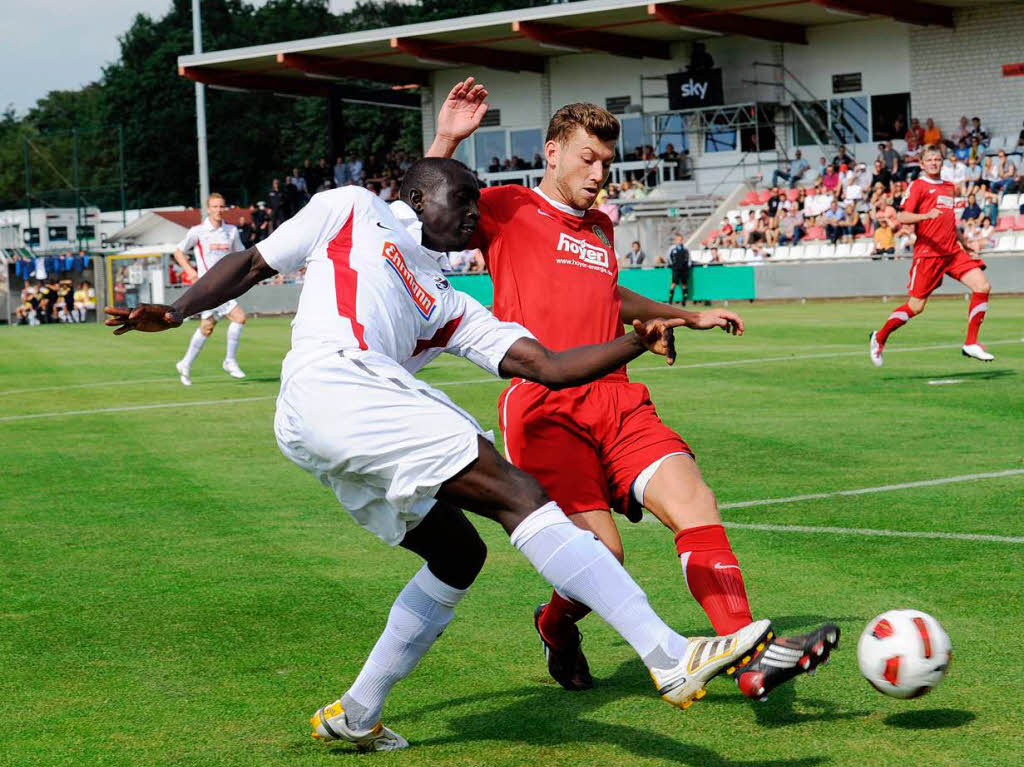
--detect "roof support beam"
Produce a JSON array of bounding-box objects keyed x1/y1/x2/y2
[
  {"x1": 178, "y1": 67, "x2": 420, "y2": 107},
  {"x1": 511, "y1": 20, "x2": 671, "y2": 60},
  {"x1": 647, "y1": 4, "x2": 807, "y2": 46},
  {"x1": 276, "y1": 53, "x2": 429, "y2": 86},
  {"x1": 810, "y1": 0, "x2": 954, "y2": 28},
  {"x1": 390, "y1": 37, "x2": 545, "y2": 74}
]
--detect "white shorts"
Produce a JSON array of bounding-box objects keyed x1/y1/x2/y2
[
  {"x1": 200, "y1": 299, "x2": 239, "y2": 320},
  {"x1": 274, "y1": 350, "x2": 489, "y2": 546}
]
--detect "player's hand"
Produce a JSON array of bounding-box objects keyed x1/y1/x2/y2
[
  {"x1": 632, "y1": 318, "x2": 687, "y2": 365},
  {"x1": 688, "y1": 309, "x2": 744, "y2": 336},
  {"x1": 185, "y1": 266, "x2": 199, "y2": 282},
  {"x1": 924, "y1": 209, "x2": 941, "y2": 220},
  {"x1": 104, "y1": 304, "x2": 183, "y2": 335},
  {"x1": 437, "y1": 77, "x2": 489, "y2": 142}
]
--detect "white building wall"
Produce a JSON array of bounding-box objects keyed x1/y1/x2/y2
[{"x1": 909, "y1": 3, "x2": 1024, "y2": 141}]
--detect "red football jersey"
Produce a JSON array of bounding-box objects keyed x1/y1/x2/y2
[
  {"x1": 900, "y1": 175, "x2": 961, "y2": 258},
  {"x1": 473, "y1": 185, "x2": 626, "y2": 379}
]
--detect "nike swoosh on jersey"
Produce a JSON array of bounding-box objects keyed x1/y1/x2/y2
[
  {"x1": 536, "y1": 208, "x2": 557, "y2": 220},
  {"x1": 376, "y1": 221, "x2": 393, "y2": 229},
  {"x1": 713, "y1": 563, "x2": 741, "y2": 570}
]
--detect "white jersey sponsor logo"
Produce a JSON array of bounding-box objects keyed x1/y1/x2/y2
[
  {"x1": 557, "y1": 231, "x2": 609, "y2": 268},
  {"x1": 382, "y1": 241, "x2": 436, "y2": 319}
]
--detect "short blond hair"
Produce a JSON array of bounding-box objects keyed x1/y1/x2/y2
[
  {"x1": 207, "y1": 192, "x2": 225, "y2": 205},
  {"x1": 546, "y1": 103, "x2": 620, "y2": 145},
  {"x1": 921, "y1": 145, "x2": 943, "y2": 160}
]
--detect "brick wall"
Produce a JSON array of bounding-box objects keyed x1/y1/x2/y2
[{"x1": 910, "y1": 3, "x2": 1024, "y2": 141}]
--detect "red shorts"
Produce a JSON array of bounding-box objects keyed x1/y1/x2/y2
[
  {"x1": 907, "y1": 250, "x2": 986, "y2": 299},
  {"x1": 497, "y1": 377, "x2": 692, "y2": 521}
]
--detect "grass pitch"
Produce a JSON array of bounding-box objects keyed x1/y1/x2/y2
[{"x1": 1, "y1": 296, "x2": 1022, "y2": 767}]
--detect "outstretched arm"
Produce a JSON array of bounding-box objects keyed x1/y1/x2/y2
[
  {"x1": 498, "y1": 318, "x2": 685, "y2": 390},
  {"x1": 426, "y1": 77, "x2": 489, "y2": 159},
  {"x1": 617, "y1": 285, "x2": 744, "y2": 335},
  {"x1": 105, "y1": 247, "x2": 275, "y2": 334}
]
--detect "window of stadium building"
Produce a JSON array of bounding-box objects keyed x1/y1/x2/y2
[
  {"x1": 474, "y1": 130, "x2": 508, "y2": 172},
  {"x1": 620, "y1": 115, "x2": 645, "y2": 160},
  {"x1": 793, "y1": 100, "x2": 829, "y2": 147},
  {"x1": 705, "y1": 128, "x2": 737, "y2": 153},
  {"x1": 511, "y1": 129, "x2": 543, "y2": 165},
  {"x1": 870, "y1": 93, "x2": 912, "y2": 142},
  {"x1": 830, "y1": 96, "x2": 869, "y2": 145}
]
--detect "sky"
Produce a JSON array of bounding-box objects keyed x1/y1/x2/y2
[{"x1": 0, "y1": 0, "x2": 360, "y2": 115}]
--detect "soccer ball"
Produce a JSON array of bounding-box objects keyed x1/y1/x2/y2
[{"x1": 857, "y1": 609, "x2": 952, "y2": 698}]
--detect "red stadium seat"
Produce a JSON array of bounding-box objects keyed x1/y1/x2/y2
[
  {"x1": 740, "y1": 190, "x2": 759, "y2": 205},
  {"x1": 786, "y1": 188, "x2": 800, "y2": 201},
  {"x1": 805, "y1": 225, "x2": 826, "y2": 240},
  {"x1": 995, "y1": 216, "x2": 1014, "y2": 231},
  {"x1": 756, "y1": 190, "x2": 774, "y2": 204},
  {"x1": 1013, "y1": 216, "x2": 1024, "y2": 231}
]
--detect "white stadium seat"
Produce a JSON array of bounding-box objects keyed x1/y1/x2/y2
[
  {"x1": 773, "y1": 245, "x2": 791, "y2": 260},
  {"x1": 800, "y1": 244, "x2": 818, "y2": 260},
  {"x1": 727, "y1": 248, "x2": 746, "y2": 263},
  {"x1": 851, "y1": 241, "x2": 872, "y2": 258},
  {"x1": 995, "y1": 233, "x2": 1016, "y2": 251},
  {"x1": 834, "y1": 243, "x2": 852, "y2": 259},
  {"x1": 818, "y1": 244, "x2": 836, "y2": 260},
  {"x1": 1015, "y1": 235, "x2": 1024, "y2": 251},
  {"x1": 998, "y1": 194, "x2": 1019, "y2": 211}
]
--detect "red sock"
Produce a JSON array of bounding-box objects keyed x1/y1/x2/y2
[
  {"x1": 965, "y1": 291, "x2": 989, "y2": 345},
  {"x1": 876, "y1": 302, "x2": 917, "y2": 345},
  {"x1": 675, "y1": 524, "x2": 753, "y2": 635},
  {"x1": 539, "y1": 591, "x2": 592, "y2": 650}
]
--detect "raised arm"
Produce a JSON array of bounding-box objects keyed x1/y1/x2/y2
[
  {"x1": 498, "y1": 318, "x2": 685, "y2": 389},
  {"x1": 426, "y1": 77, "x2": 489, "y2": 159},
  {"x1": 105, "y1": 247, "x2": 275, "y2": 334},
  {"x1": 617, "y1": 285, "x2": 744, "y2": 335}
]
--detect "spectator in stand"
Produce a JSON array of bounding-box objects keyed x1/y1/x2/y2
[
  {"x1": 766, "y1": 188, "x2": 784, "y2": 218},
  {"x1": 379, "y1": 179, "x2": 400, "y2": 201},
  {"x1": 961, "y1": 218, "x2": 980, "y2": 252},
  {"x1": 334, "y1": 156, "x2": 349, "y2": 186},
  {"x1": 299, "y1": 158, "x2": 317, "y2": 192},
  {"x1": 832, "y1": 145, "x2": 854, "y2": 171},
  {"x1": 317, "y1": 158, "x2": 330, "y2": 187},
  {"x1": 839, "y1": 203, "x2": 864, "y2": 243},
  {"x1": 778, "y1": 207, "x2": 805, "y2": 246},
  {"x1": 268, "y1": 179, "x2": 285, "y2": 231},
  {"x1": 969, "y1": 116, "x2": 989, "y2": 149},
  {"x1": 807, "y1": 156, "x2": 827, "y2": 185},
  {"x1": 252, "y1": 201, "x2": 269, "y2": 242},
  {"x1": 941, "y1": 154, "x2": 968, "y2": 194},
  {"x1": 283, "y1": 176, "x2": 301, "y2": 218},
  {"x1": 709, "y1": 246, "x2": 721, "y2": 263},
  {"x1": 531, "y1": 153, "x2": 544, "y2": 170},
  {"x1": 679, "y1": 149, "x2": 693, "y2": 179},
  {"x1": 879, "y1": 141, "x2": 900, "y2": 177},
  {"x1": 72, "y1": 280, "x2": 95, "y2": 323},
  {"x1": 906, "y1": 117, "x2": 925, "y2": 146},
  {"x1": 961, "y1": 193, "x2": 981, "y2": 223},
  {"x1": 965, "y1": 156, "x2": 983, "y2": 195},
  {"x1": 975, "y1": 216, "x2": 996, "y2": 251},
  {"x1": 659, "y1": 143, "x2": 681, "y2": 180},
  {"x1": 716, "y1": 217, "x2": 737, "y2": 248},
  {"x1": 923, "y1": 118, "x2": 942, "y2": 147},
  {"x1": 981, "y1": 155, "x2": 999, "y2": 190},
  {"x1": 487, "y1": 157, "x2": 501, "y2": 173},
  {"x1": 823, "y1": 200, "x2": 844, "y2": 244},
  {"x1": 822, "y1": 164, "x2": 840, "y2": 193},
  {"x1": 445, "y1": 248, "x2": 485, "y2": 273},
  {"x1": 950, "y1": 115, "x2": 970, "y2": 146},
  {"x1": 901, "y1": 138, "x2": 922, "y2": 181},
  {"x1": 982, "y1": 189, "x2": 999, "y2": 223},
  {"x1": 841, "y1": 166, "x2": 864, "y2": 206},
  {"x1": 990, "y1": 150, "x2": 1017, "y2": 193},
  {"x1": 952, "y1": 138, "x2": 970, "y2": 162},
  {"x1": 758, "y1": 209, "x2": 778, "y2": 247},
  {"x1": 347, "y1": 153, "x2": 363, "y2": 184},
  {"x1": 771, "y1": 149, "x2": 809, "y2": 188},
  {"x1": 620, "y1": 240, "x2": 647, "y2": 268},
  {"x1": 873, "y1": 219, "x2": 895, "y2": 258},
  {"x1": 871, "y1": 159, "x2": 892, "y2": 190},
  {"x1": 291, "y1": 167, "x2": 309, "y2": 199}
]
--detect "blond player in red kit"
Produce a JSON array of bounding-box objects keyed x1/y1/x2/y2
[
  {"x1": 428, "y1": 78, "x2": 838, "y2": 703},
  {"x1": 870, "y1": 144, "x2": 994, "y2": 366}
]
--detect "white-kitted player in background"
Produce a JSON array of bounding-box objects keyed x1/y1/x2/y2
[
  {"x1": 105, "y1": 158, "x2": 773, "y2": 753},
  {"x1": 171, "y1": 192, "x2": 248, "y2": 385}
]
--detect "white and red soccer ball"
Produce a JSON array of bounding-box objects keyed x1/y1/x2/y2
[{"x1": 857, "y1": 609, "x2": 952, "y2": 698}]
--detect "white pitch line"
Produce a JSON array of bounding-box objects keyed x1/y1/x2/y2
[
  {"x1": 928, "y1": 379, "x2": 964, "y2": 385},
  {"x1": 723, "y1": 521, "x2": 1024, "y2": 544},
  {"x1": 0, "y1": 374, "x2": 253, "y2": 397},
  {"x1": 718, "y1": 469, "x2": 1024, "y2": 510},
  {"x1": 0, "y1": 396, "x2": 276, "y2": 423}
]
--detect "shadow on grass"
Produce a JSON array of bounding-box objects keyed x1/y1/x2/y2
[
  {"x1": 375, "y1": 661, "x2": 834, "y2": 766},
  {"x1": 884, "y1": 369, "x2": 1015, "y2": 382},
  {"x1": 883, "y1": 708, "x2": 975, "y2": 730}
]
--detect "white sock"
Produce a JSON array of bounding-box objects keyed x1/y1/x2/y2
[
  {"x1": 225, "y1": 322, "x2": 243, "y2": 363},
  {"x1": 342, "y1": 565, "x2": 468, "y2": 731},
  {"x1": 510, "y1": 502, "x2": 688, "y2": 670},
  {"x1": 181, "y1": 329, "x2": 207, "y2": 368}
]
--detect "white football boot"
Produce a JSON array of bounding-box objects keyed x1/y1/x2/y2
[
  {"x1": 649, "y1": 618, "x2": 772, "y2": 710},
  {"x1": 175, "y1": 360, "x2": 192, "y2": 387},
  {"x1": 869, "y1": 332, "x2": 884, "y2": 368},
  {"x1": 310, "y1": 700, "x2": 408, "y2": 752},
  {"x1": 961, "y1": 343, "x2": 994, "y2": 361},
  {"x1": 222, "y1": 359, "x2": 246, "y2": 378}
]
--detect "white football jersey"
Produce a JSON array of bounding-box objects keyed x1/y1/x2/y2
[
  {"x1": 258, "y1": 187, "x2": 532, "y2": 380},
  {"x1": 176, "y1": 219, "x2": 245, "y2": 278}
]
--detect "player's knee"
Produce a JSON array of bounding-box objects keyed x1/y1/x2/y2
[
  {"x1": 907, "y1": 297, "x2": 927, "y2": 315},
  {"x1": 976, "y1": 277, "x2": 991, "y2": 294},
  {"x1": 200, "y1": 324, "x2": 215, "y2": 337},
  {"x1": 506, "y1": 466, "x2": 549, "y2": 513},
  {"x1": 605, "y1": 538, "x2": 625, "y2": 564}
]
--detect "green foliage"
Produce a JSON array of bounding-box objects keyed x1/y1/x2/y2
[{"x1": 0, "y1": 0, "x2": 555, "y2": 211}]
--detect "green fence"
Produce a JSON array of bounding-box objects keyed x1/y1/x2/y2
[{"x1": 449, "y1": 265, "x2": 756, "y2": 305}]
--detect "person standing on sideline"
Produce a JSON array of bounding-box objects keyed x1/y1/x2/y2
[
  {"x1": 666, "y1": 234, "x2": 691, "y2": 305},
  {"x1": 171, "y1": 193, "x2": 248, "y2": 385},
  {"x1": 869, "y1": 145, "x2": 993, "y2": 366}
]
